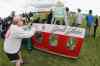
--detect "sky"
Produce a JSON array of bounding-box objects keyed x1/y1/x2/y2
[
  {"x1": 0, "y1": 0, "x2": 32, "y2": 18},
  {"x1": 64, "y1": 0, "x2": 100, "y2": 15},
  {"x1": 0, "y1": 0, "x2": 100, "y2": 18}
]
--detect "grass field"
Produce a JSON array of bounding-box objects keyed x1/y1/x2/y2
[{"x1": 0, "y1": 25, "x2": 100, "y2": 66}]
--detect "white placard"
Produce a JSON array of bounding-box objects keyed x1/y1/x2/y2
[{"x1": 32, "y1": 23, "x2": 85, "y2": 38}]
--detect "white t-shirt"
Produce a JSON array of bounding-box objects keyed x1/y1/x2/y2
[
  {"x1": 76, "y1": 13, "x2": 83, "y2": 24},
  {"x1": 4, "y1": 24, "x2": 36, "y2": 54},
  {"x1": 64, "y1": 9, "x2": 70, "y2": 26},
  {"x1": 64, "y1": 10, "x2": 68, "y2": 26}
]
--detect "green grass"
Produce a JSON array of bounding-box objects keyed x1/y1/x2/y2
[{"x1": 0, "y1": 26, "x2": 100, "y2": 66}]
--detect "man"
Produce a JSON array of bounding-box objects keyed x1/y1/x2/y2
[
  {"x1": 64, "y1": 7, "x2": 70, "y2": 26},
  {"x1": 47, "y1": 9, "x2": 53, "y2": 24},
  {"x1": 86, "y1": 10, "x2": 94, "y2": 37},
  {"x1": 75, "y1": 9, "x2": 83, "y2": 27},
  {"x1": 4, "y1": 16, "x2": 36, "y2": 66},
  {"x1": 0, "y1": 17, "x2": 2, "y2": 38},
  {"x1": 93, "y1": 15, "x2": 99, "y2": 39}
]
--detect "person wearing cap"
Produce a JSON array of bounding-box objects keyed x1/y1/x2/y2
[{"x1": 3, "y1": 16, "x2": 36, "y2": 66}]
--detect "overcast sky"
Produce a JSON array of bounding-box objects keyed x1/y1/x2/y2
[
  {"x1": 0, "y1": 0, "x2": 100, "y2": 18},
  {"x1": 64, "y1": 0, "x2": 100, "y2": 15},
  {"x1": 0, "y1": 0, "x2": 32, "y2": 18}
]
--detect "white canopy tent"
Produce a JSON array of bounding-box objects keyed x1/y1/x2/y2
[
  {"x1": 30, "y1": 0, "x2": 57, "y2": 12},
  {"x1": 0, "y1": 0, "x2": 64, "y2": 18}
]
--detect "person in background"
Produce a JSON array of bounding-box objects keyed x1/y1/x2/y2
[
  {"x1": 3, "y1": 16, "x2": 36, "y2": 66},
  {"x1": 86, "y1": 10, "x2": 94, "y2": 37},
  {"x1": 47, "y1": 9, "x2": 53, "y2": 24},
  {"x1": 75, "y1": 8, "x2": 83, "y2": 27},
  {"x1": 0, "y1": 17, "x2": 3, "y2": 38},
  {"x1": 1, "y1": 18, "x2": 6, "y2": 39},
  {"x1": 93, "y1": 15, "x2": 99, "y2": 39},
  {"x1": 6, "y1": 11, "x2": 15, "y2": 28},
  {"x1": 7, "y1": 11, "x2": 15, "y2": 29},
  {"x1": 64, "y1": 7, "x2": 70, "y2": 26},
  {"x1": 1, "y1": 11, "x2": 15, "y2": 39}
]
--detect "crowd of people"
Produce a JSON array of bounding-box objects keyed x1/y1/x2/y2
[
  {"x1": 0, "y1": 8, "x2": 99, "y2": 39},
  {"x1": 47, "y1": 7, "x2": 99, "y2": 39},
  {"x1": 0, "y1": 7, "x2": 100, "y2": 66}
]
